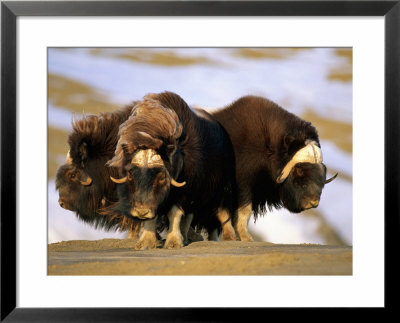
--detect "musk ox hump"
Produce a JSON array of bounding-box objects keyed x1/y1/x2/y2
[{"x1": 277, "y1": 140, "x2": 322, "y2": 183}]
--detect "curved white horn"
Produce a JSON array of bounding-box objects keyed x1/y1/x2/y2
[
  {"x1": 276, "y1": 141, "x2": 322, "y2": 184},
  {"x1": 325, "y1": 173, "x2": 338, "y2": 184},
  {"x1": 171, "y1": 179, "x2": 186, "y2": 187},
  {"x1": 110, "y1": 175, "x2": 128, "y2": 184},
  {"x1": 80, "y1": 176, "x2": 92, "y2": 186}
]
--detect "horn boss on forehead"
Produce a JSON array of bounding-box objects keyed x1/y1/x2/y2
[
  {"x1": 276, "y1": 141, "x2": 322, "y2": 184},
  {"x1": 129, "y1": 149, "x2": 186, "y2": 187},
  {"x1": 131, "y1": 148, "x2": 164, "y2": 167}
]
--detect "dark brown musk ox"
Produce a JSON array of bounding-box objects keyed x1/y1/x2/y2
[
  {"x1": 106, "y1": 92, "x2": 238, "y2": 250},
  {"x1": 55, "y1": 104, "x2": 143, "y2": 238},
  {"x1": 211, "y1": 95, "x2": 337, "y2": 241}
]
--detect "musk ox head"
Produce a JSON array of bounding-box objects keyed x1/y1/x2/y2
[
  {"x1": 55, "y1": 151, "x2": 105, "y2": 219},
  {"x1": 55, "y1": 163, "x2": 97, "y2": 211},
  {"x1": 276, "y1": 140, "x2": 337, "y2": 213},
  {"x1": 107, "y1": 96, "x2": 185, "y2": 220},
  {"x1": 56, "y1": 151, "x2": 93, "y2": 210},
  {"x1": 56, "y1": 135, "x2": 115, "y2": 220}
]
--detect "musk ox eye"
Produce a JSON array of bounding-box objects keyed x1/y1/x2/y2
[
  {"x1": 158, "y1": 174, "x2": 167, "y2": 184},
  {"x1": 166, "y1": 144, "x2": 176, "y2": 155},
  {"x1": 69, "y1": 171, "x2": 78, "y2": 180},
  {"x1": 127, "y1": 172, "x2": 134, "y2": 181}
]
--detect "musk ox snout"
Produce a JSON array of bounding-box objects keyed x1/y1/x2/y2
[
  {"x1": 130, "y1": 206, "x2": 154, "y2": 219},
  {"x1": 302, "y1": 198, "x2": 320, "y2": 210},
  {"x1": 58, "y1": 197, "x2": 75, "y2": 211},
  {"x1": 279, "y1": 162, "x2": 326, "y2": 213},
  {"x1": 294, "y1": 183, "x2": 324, "y2": 212},
  {"x1": 130, "y1": 201, "x2": 154, "y2": 219}
]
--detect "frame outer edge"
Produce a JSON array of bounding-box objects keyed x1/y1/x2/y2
[
  {"x1": 2, "y1": 1, "x2": 399, "y2": 17},
  {"x1": 385, "y1": 1, "x2": 400, "y2": 311},
  {"x1": 1, "y1": 2, "x2": 17, "y2": 322},
  {"x1": 0, "y1": 0, "x2": 398, "y2": 321}
]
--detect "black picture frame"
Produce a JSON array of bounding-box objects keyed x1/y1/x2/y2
[{"x1": 1, "y1": 0, "x2": 398, "y2": 321}]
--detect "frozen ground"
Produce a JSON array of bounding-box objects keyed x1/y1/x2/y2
[{"x1": 48, "y1": 239, "x2": 352, "y2": 275}]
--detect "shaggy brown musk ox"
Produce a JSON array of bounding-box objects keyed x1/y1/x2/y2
[
  {"x1": 55, "y1": 104, "x2": 142, "y2": 237},
  {"x1": 107, "y1": 92, "x2": 237, "y2": 250},
  {"x1": 212, "y1": 95, "x2": 337, "y2": 241}
]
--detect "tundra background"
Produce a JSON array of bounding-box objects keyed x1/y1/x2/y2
[{"x1": 48, "y1": 47, "x2": 352, "y2": 246}]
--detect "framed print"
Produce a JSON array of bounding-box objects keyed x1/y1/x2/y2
[{"x1": 1, "y1": 0, "x2": 399, "y2": 320}]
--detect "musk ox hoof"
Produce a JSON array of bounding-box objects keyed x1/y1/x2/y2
[
  {"x1": 187, "y1": 227, "x2": 204, "y2": 243},
  {"x1": 135, "y1": 232, "x2": 158, "y2": 250},
  {"x1": 239, "y1": 233, "x2": 254, "y2": 242},
  {"x1": 164, "y1": 233, "x2": 183, "y2": 249},
  {"x1": 222, "y1": 224, "x2": 237, "y2": 241}
]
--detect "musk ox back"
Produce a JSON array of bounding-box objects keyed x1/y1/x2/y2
[
  {"x1": 108, "y1": 92, "x2": 237, "y2": 249},
  {"x1": 55, "y1": 104, "x2": 142, "y2": 236},
  {"x1": 212, "y1": 95, "x2": 337, "y2": 241}
]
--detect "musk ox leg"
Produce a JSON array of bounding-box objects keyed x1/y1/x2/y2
[
  {"x1": 180, "y1": 213, "x2": 193, "y2": 242},
  {"x1": 217, "y1": 208, "x2": 236, "y2": 241},
  {"x1": 135, "y1": 218, "x2": 158, "y2": 250},
  {"x1": 179, "y1": 213, "x2": 203, "y2": 244},
  {"x1": 186, "y1": 226, "x2": 204, "y2": 243},
  {"x1": 236, "y1": 204, "x2": 254, "y2": 242},
  {"x1": 208, "y1": 229, "x2": 219, "y2": 241},
  {"x1": 128, "y1": 223, "x2": 142, "y2": 239},
  {"x1": 164, "y1": 205, "x2": 184, "y2": 249},
  {"x1": 128, "y1": 229, "x2": 139, "y2": 239}
]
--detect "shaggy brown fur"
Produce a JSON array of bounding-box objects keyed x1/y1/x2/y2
[
  {"x1": 212, "y1": 95, "x2": 330, "y2": 215},
  {"x1": 56, "y1": 103, "x2": 142, "y2": 234},
  {"x1": 107, "y1": 92, "x2": 237, "y2": 236}
]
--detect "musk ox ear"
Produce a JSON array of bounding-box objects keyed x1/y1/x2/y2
[
  {"x1": 293, "y1": 166, "x2": 303, "y2": 177},
  {"x1": 283, "y1": 135, "x2": 295, "y2": 150}
]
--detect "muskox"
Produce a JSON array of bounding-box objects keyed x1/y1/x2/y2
[
  {"x1": 55, "y1": 104, "x2": 142, "y2": 237},
  {"x1": 107, "y1": 92, "x2": 237, "y2": 250},
  {"x1": 212, "y1": 95, "x2": 337, "y2": 241}
]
